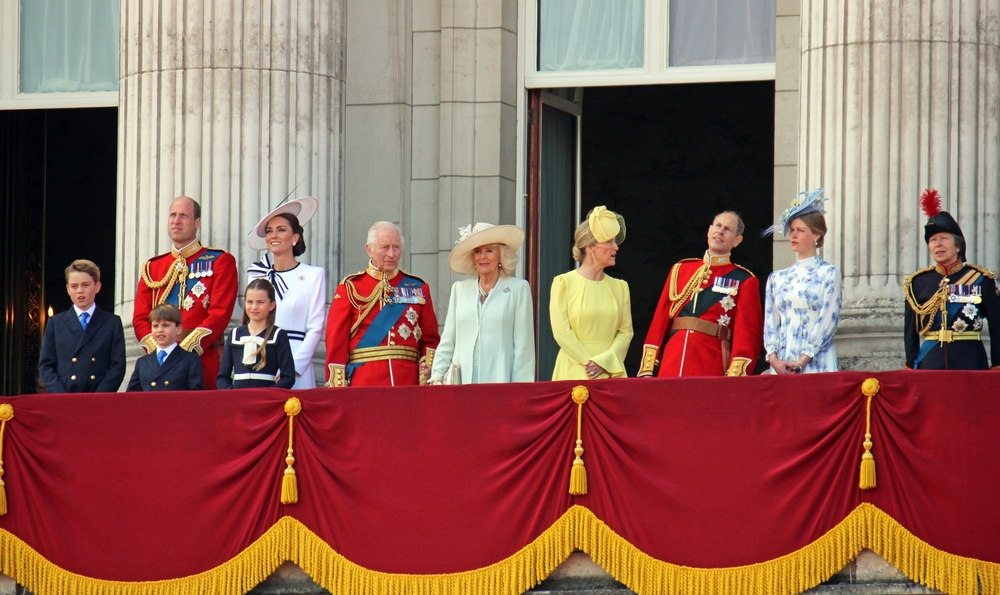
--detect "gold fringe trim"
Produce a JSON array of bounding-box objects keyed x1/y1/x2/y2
[
  {"x1": 569, "y1": 386, "x2": 589, "y2": 496},
  {"x1": 1, "y1": 505, "x2": 999, "y2": 595}
]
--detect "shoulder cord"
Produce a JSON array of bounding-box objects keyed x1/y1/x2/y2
[
  {"x1": 345, "y1": 277, "x2": 392, "y2": 338},
  {"x1": 141, "y1": 255, "x2": 188, "y2": 306},
  {"x1": 903, "y1": 276, "x2": 948, "y2": 336},
  {"x1": 667, "y1": 261, "x2": 711, "y2": 319}
]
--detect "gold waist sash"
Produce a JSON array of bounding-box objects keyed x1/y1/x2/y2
[
  {"x1": 348, "y1": 345, "x2": 420, "y2": 364},
  {"x1": 921, "y1": 330, "x2": 981, "y2": 343}
]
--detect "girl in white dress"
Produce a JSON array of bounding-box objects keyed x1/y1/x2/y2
[
  {"x1": 247, "y1": 197, "x2": 327, "y2": 389},
  {"x1": 762, "y1": 189, "x2": 842, "y2": 374}
]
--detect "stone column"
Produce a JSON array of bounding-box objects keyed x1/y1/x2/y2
[
  {"x1": 116, "y1": 0, "x2": 346, "y2": 336},
  {"x1": 798, "y1": 0, "x2": 1000, "y2": 369}
]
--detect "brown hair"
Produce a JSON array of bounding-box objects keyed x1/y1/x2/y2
[
  {"x1": 65, "y1": 259, "x2": 100, "y2": 283},
  {"x1": 716, "y1": 211, "x2": 746, "y2": 237},
  {"x1": 571, "y1": 221, "x2": 597, "y2": 263},
  {"x1": 268, "y1": 213, "x2": 307, "y2": 257},
  {"x1": 150, "y1": 303, "x2": 182, "y2": 326},
  {"x1": 794, "y1": 211, "x2": 828, "y2": 248},
  {"x1": 241, "y1": 278, "x2": 277, "y2": 371}
]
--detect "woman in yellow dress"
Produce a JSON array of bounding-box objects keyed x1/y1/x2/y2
[{"x1": 550, "y1": 206, "x2": 633, "y2": 381}]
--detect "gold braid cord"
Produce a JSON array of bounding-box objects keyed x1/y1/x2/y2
[
  {"x1": 345, "y1": 277, "x2": 392, "y2": 338},
  {"x1": 568, "y1": 386, "x2": 589, "y2": 496},
  {"x1": 281, "y1": 398, "x2": 302, "y2": 505},
  {"x1": 903, "y1": 266, "x2": 948, "y2": 336},
  {"x1": 141, "y1": 256, "x2": 189, "y2": 307},
  {"x1": 667, "y1": 261, "x2": 711, "y2": 319}
]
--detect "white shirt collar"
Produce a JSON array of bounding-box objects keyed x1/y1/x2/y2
[
  {"x1": 158, "y1": 343, "x2": 178, "y2": 358},
  {"x1": 73, "y1": 303, "x2": 97, "y2": 318}
]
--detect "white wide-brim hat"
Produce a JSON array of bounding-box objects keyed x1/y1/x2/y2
[
  {"x1": 247, "y1": 197, "x2": 320, "y2": 251},
  {"x1": 448, "y1": 223, "x2": 525, "y2": 275}
]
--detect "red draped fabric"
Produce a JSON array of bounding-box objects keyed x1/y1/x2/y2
[{"x1": 0, "y1": 371, "x2": 997, "y2": 594}]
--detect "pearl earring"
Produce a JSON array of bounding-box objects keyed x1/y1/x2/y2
[{"x1": 293, "y1": 241, "x2": 297, "y2": 246}]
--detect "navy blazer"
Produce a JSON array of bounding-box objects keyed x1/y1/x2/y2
[
  {"x1": 126, "y1": 347, "x2": 203, "y2": 392},
  {"x1": 38, "y1": 307, "x2": 126, "y2": 393}
]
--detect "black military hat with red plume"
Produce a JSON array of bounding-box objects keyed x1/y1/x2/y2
[{"x1": 920, "y1": 188, "x2": 965, "y2": 259}]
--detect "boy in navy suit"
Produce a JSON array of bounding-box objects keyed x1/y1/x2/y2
[
  {"x1": 127, "y1": 303, "x2": 203, "y2": 391},
  {"x1": 38, "y1": 260, "x2": 126, "y2": 393}
]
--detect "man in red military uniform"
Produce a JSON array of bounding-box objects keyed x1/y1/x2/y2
[
  {"x1": 638, "y1": 211, "x2": 763, "y2": 377},
  {"x1": 133, "y1": 196, "x2": 238, "y2": 390},
  {"x1": 325, "y1": 221, "x2": 440, "y2": 387}
]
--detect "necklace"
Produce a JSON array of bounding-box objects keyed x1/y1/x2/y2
[{"x1": 479, "y1": 280, "x2": 493, "y2": 301}]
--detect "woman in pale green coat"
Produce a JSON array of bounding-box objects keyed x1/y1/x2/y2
[{"x1": 428, "y1": 223, "x2": 535, "y2": 384}]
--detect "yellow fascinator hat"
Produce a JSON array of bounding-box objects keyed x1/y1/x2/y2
[{"x1": 587, "y1": 206, "x2": 626, "y2": 245}]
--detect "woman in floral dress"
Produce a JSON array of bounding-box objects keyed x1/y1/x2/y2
[{"x1": 762, "y1": 189, "x2": 842, "y2": 374}]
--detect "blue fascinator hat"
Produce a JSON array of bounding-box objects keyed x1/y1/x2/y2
[{"x1": 762, "y1": 188, "x2": 828, "y2": 237}]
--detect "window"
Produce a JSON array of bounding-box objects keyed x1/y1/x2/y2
[
  {"x1": 526, "y1": 0, "x2": 776, "y2": 87},
  {"x1": 0, "y1": 0, "x2": 119, "y2": 108}
]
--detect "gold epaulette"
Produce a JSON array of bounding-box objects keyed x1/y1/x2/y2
[
  {"x1": 965, "y1": 264, "x2": 996, "y2": 279},
  {"x1": 678, "y1": 258, "x2": 702, "y2": 263},
  {"x1": 902, "y1": 266, "x2": 936, "y2": 295},
  {"x1": 339, "y1": 270, "x2": 366, "y2": 285},
  {"x1": 398, "y1": 269, "x2": 427, "y2": 284},
  {"x1": 733, "y1": 264, "x2": 756, "y2": 277}
]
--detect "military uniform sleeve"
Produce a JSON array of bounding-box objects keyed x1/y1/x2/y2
[
  {"x1": 274, "y1": 330, "x2": 297, "y2": 389},
  {"x1": 511, "y1": 280, "x2": 536, "y2": 382},
  {"x1": 639, "y1": 267, "x2": 676, "y2": 377},
  {"x1": 96, "y1": 314, "x2": 127, "y2": 392},
  {"x1": 324, "y1": 283, "x2": 351, "y2": 386},
  {"x1": 38, "y1": 320, "x2": 68, "y2": 393},
  {"x1": 418, "y1": 282, "x2": 440, "y2": 360},
  {"x1": 981, "y1": 276, "x2": 1000, "y2": 368},
  {"x1": 728, "y1": 275, "x2": 763, "y2": 376},
  {"x1": 133, "y1": 264, "x2": 155, "y2": 353},
  {"x1": 188, "y1": 252, "x2": 238, "y2": 355}
]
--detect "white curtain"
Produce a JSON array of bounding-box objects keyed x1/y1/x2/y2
[
  {"x1": 19, "y1": 0, "x2": 119, "y2": 93},
  {"x1": 538, "y1": 0, "x2": 645, "y2": 71},
  {"x1": 669, "y1": 0, "x2": 775, "y2": 66}
]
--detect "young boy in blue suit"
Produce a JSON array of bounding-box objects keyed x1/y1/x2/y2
[
  {"x1": 38, "y1": 260, "x2": 126, "y2": 393},
  {"x1": 127, "y1": 303, "x2": 203, "y2": 391}
]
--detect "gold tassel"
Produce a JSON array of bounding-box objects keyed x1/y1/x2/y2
[
  {"x1": 281, "y1": 397, "x2": 302, "y2": 505},
  {"x1": 569, "y1": 386, "x2": 589, "y2": 496},
  {"x1": 859, "y1": 378, "x2": 879, "y2": 490},
  {"x1": 0, "y1": 403, "x2": 13, "y2": 516}
]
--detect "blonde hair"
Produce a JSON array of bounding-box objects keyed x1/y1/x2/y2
[
  {"x1": 571, "y1": 221, "x2": 597, "y2": 263},
  {"x1": 65, "y1": 259, "x2": 100, "y2": 283},
  {"x1": 469, "y1": 244, "x2": 519, "y2": 279}
]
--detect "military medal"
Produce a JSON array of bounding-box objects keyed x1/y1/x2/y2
[{"x1": 711, "y1": 277, "x2": 740, "y2": 296}]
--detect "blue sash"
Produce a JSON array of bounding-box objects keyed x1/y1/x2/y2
[
  {"x1": 346, "y1": 274, "x2": 424, "y2": 382},
  {"x1": 164, "y1": 250, "x2": 222, "y2": 305},
  {"x1": 914, "y1": 275, "x2": 984, "y2": 369}
]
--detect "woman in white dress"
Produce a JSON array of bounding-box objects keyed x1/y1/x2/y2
[
  {"x1": 762, "y1": 189, "x2": 842, "y2": 374},
  {"x1": 246, "y1": 197, "x2": 327, "y2": 388},
  {"x1": 428, "y1": 223, "x2": 534, "y2": 384}
]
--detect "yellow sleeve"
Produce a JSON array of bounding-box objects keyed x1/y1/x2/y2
[{"x1": 549, "y1": 275, "x2": 594, "y2": 366}]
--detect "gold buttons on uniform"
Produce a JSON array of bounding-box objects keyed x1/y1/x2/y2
[
  {"x1": 151, "y1": 382, "x2": 157, "y2": 387},
  {"x1": 70, "y1": 375, "x2": 77, "y2": 380},
  {"x1": 164, "y1": 381, "x2": 170, "y2": 386},
  {"x1": 90, "y1": 375, "x2": 96, "y2": 380},
  {"x1": 92, "y1": 358, "x2": 96, "y2": 362},
  {"x1": 71, "y1": 358, "x2": 77, "y2": 363}
]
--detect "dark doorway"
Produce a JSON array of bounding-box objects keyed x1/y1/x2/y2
[
  {"x1": 0, "y1": 108, "x2": 118, "y2": 395},
  {"x1": 580, "y1": 82, "x2": 775, "y2": 376}
]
